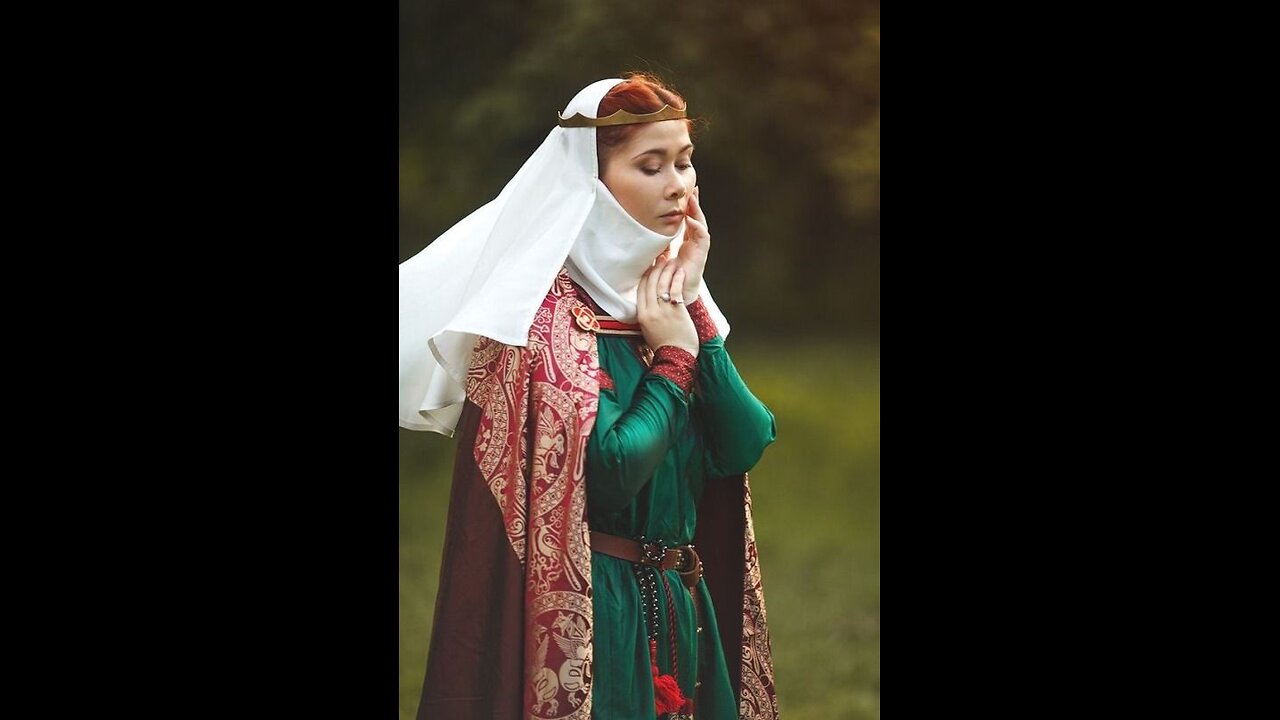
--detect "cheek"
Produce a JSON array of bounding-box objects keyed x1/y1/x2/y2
[
  {"x1": 613, "y1": 177, "x2": 648, "y2": 212},
  {"x1": 633, "y1": 174, "x2": 662, "y2": 204},
  {"x1": 623, "y1": 176, "x2": 648, "y2": 203},
  {"x1": 602, "y1": 167, "x2": 634, "y2": 204}
]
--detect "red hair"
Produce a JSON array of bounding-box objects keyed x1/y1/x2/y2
[{"x1": 596, "y1": 72, "x2": 695, "y2": 170}]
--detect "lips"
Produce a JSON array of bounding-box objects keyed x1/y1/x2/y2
[{"x1": 661, "y1": 210, "x2": 684, "y2": 219}]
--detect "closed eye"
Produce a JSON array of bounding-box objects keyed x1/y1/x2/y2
[{"x1": 643, "y1": 162, "x2": 693, "y2": 175}]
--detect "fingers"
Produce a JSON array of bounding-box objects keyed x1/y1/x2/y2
[
  {"x1": 689, "y1": 186, "x2": 704, "y2": 222},
  {"x1": 639, "y1": 259, "x2": 690, "y2": 322},
  {"x1": 638, "y1": 262, "x2": 656, "y2": 317},
  {"x1": 684, "y1": 215, "x2": 707, "y2": 236},
  {"x1": 687, "y1": 186, "x2": 708, "y2": 232},
  {"x1": 656, "y1": 257, "x2": 678, "y2": 303},
  {"x1": 682, "y1": 196, "x2": 710, "y2": 248}
]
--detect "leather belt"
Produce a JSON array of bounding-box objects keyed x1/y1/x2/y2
[{"x1": 589, "y1": 531, "x2": 704, "y2": 590}]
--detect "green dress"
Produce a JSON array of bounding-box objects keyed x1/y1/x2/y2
[{"x1": 587, "y1": 328, "x2": 777, "y2": 720}]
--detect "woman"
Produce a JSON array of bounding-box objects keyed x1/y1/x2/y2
[{"x1": 400, "y1": 74, "x2": 779, "y2": 720}]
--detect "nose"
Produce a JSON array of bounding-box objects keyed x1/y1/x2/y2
[{"x1": 665, "y1": 172, "x2": 688, "y2": 200}]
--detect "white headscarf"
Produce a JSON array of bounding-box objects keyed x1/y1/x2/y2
[{"x1": 399, "y1": 78, "x2": 731, "y2": 434}]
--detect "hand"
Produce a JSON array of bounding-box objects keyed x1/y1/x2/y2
[
  {"x1": 636, "y1": 258, "x2": 698, "y2": 357},
  {"x1": 668, "y1": 185, "x2": 710, "y2": 302}
]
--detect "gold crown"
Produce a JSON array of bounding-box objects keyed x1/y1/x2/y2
[{"x1": 557, "y1": 104, "x2": 688, "y2": 128}]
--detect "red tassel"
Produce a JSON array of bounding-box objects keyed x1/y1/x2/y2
[
  {"x1": 654, "y1": 673, "x2": 687, "y2": 715},
  {"x1": 649, "y1": 639, "x2": 690, "y2": 717}
]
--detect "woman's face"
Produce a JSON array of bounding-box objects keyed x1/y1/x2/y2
[{"x1": 600, "y1": 120, "x2": 696, "y2": 235}]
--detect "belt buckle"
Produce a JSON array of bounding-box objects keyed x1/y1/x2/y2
[{"x1": 639, "y1": 538, "x2": 668, "y2": 567}]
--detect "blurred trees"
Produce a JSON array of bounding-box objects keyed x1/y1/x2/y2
[{"x1": 400, "y1": 0, "x2": 879, "y2": 338}]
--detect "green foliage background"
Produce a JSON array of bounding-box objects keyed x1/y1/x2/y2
[
  {"x1": 400, "y1": 2, "x2": 879, "y2": 718},
  {"x1": 400, "y1": 0, "x2": 879, "y2": 339}
]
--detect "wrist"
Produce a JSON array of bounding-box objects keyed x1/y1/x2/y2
[
  {"x1": 687, "y1": 297, "x2": 718, "y2": 344},
  {"x1": 665, "y1": 341, "x2": 699, "y2": 358},
  {"x1": 649, "y1": 345, "x2": 698, "y2": 393},
  {"x1": 683, "y1": 279, "x2": 704, "y2": 305}
]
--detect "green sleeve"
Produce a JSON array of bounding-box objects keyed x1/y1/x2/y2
[
  {"x1": 587, "y1": 373, "x2": 691, "y2": 512},
  {"x1": 697, "y1": 336, "x2": 777, "y2": 477}
]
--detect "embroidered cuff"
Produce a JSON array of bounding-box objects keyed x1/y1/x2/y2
[
  {"x1": 688, "y1": 297, "x2": 718, "y2": 344},
  {"x1": 649, "y1": 345, "x2": 697, "y2": 393}
]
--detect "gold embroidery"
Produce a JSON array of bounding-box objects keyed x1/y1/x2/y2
[{"x1": 465, "y1": 270, "x2": 600, "y2": 720}]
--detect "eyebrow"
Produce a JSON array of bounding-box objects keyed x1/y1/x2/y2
[{"x1": 633, "y1": 144, "x2": 694, "y2": 160}]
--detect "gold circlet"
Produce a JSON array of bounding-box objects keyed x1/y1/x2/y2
[{"x1": 557, "y1": 104, "x2": 688, "y2": 128}]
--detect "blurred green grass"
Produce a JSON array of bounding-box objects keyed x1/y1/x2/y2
[{"x1": 399, "y1": 339, "x2": 880, "y2": 720}]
